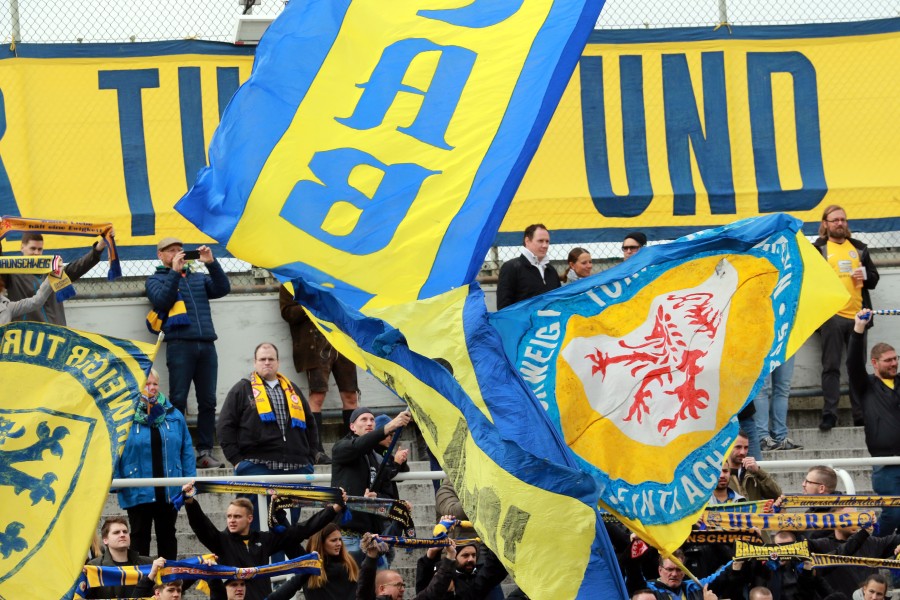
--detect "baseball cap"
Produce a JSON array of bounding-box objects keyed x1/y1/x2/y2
[{"x1": 157, "y1": 237, "x2": 183, "y2": 251}]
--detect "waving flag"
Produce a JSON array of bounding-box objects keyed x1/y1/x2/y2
[
  {"x1": 176, "y1": 0, "x2": 605, "y2": 309},
  {"x1": 490, "y1": 214, "x2": 848, "y2": 553},
  {"x1": 292, "y1": 280, "x2": 628, "y2": 599},
  {"x1": 0, "y1": 323, "x2": 156, "y2": 599}
]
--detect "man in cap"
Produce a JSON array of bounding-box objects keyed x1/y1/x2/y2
[
  {"x1": 146, "y1": 237, "x2": 230, "y2": 468},
  {"x1": 331, "y1": 406, "x2": 411, "y2": 563}
]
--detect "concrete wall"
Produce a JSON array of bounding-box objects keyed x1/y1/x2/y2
[{"x1": 62, "y1": 267, "x2": 900, "y2": 416}]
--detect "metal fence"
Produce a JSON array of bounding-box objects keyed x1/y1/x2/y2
[{"x1": 5, "y1": 0, "x2": 900, "y2": 286}]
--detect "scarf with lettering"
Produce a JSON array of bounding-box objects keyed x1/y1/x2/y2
[
  {"x1": 777, "y1": 494, "x2": 900, "y2": 509},
  {"x1": 171, "y1": 481, "x2": 342, "y2": 510},
  {"x1": 0, "y1": 216, "x2": 120, "y2": 279},
  {"x1": 270, "y1": 493, "x2": 415, "y2": 537},
  {"x1": 698, "y1": 510, "x2": 877, "y2": 531},
  {"x1": 74, "y1": 554, "x2": 215, "y2": 597},
  {"x1": 375, "y1": 535, "x2": 481, "y2": 549},
  {"x1": 0, "y1": 254, "x2": 76, "y2": 301},
  {"x1": 811, "y1": 553, "x2": 900, "y2": 569},
  {"x1": 250, "y1": 371, "x2": 306, "y2": 428},
  {"x1": 159, "y1": 552, "x2": 320, "y2": 583}
]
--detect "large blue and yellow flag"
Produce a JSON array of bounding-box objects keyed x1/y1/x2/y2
[
  {"x1": 489, "y1": 214, "x2": 848, "y2": 552},
  {"x1": 176, "y1": 0, "x2": 606, "y2": 309},
  {"x1": 0, "y1": 323, "x2": 156, "y2": 599},
  {"x1": 292, "y1": 280, "x2": 628, "y2": 599}
]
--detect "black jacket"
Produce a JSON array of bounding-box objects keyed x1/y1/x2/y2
[
  {"x1": 331, "y1": 427, "x2": 391, "y2": 533},
  {"x1": 813, "y1": 236, "x2": 879, "y2": 325},
  {"x1": 848, "y1": 331, "x2": 900, "y2": 456},
  {"x1": 415, "y1": 546, "x2": 508, "y2": 599},
  {"x1": 496, "y1": 254, "x2": 560, "y2": 310},
  {"x1": 185, "y1": 498, "x2": 337, "y2": 600},
  {"x1": 357, "y1": 554, "x2": 454, "y2": 600},
  {"x1": 217, "y1": 376, "x2": 318, "y2": 467}
]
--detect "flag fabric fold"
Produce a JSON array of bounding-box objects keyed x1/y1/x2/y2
[
  {"x1": 176, "y1": 0, "x2": 606, "y2": 310},
  {"x1": 293, "y1": 280, "x2": 628, "y2": 599},
  {"x1": 489, "y1": 214, "x2": 849, "y2": 553}
]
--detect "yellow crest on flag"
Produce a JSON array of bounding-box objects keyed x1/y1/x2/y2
[{"x1": 0, "y1": 323, "x2": 156, "y2": 599}]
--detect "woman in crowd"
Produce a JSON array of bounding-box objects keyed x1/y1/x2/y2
[
  {"x1": 113, "y1": 368, "x2": 196, "y2": 558},
  {"x1": 562, "y1": 247, "x2": 593, "y2": 283},
  {"x1": 304, "y1": 522, "x2": 360, "y2": 599}
]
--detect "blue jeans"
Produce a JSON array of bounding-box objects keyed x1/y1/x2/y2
[
  {"x1": 753, "y1": 356, "x2": 795, "y2": 442},
  {"x1": 738, "y1": 414, "x2": 762, "y2": 461},
  {"x1": 166, "y1": 340, "x2": 218, "y2": 451},
  {"x1": 872, "y1": 465, "x2": 900, "y2": 536},
  {"x1": 233, "y1": 461, "x2": 314, "y2": 534}
]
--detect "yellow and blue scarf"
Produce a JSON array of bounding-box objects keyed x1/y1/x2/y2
[
  {"x1": 0, "y1": 216, "x2": 120, "y2": 279},
  {"x1": 250, "y1": 372, "x2": 306, "y2": 428}
]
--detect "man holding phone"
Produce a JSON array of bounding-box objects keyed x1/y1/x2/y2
[{"x1": 146, "y1": 237, "x2": 231, "y2": 468}]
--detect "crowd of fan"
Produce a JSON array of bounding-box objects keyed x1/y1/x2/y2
[{"x1": 3, "y1": 205, "x2": 896, "y2": 600}]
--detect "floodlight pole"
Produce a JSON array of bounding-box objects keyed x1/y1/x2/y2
[{"x1": 10, "y1": 0, "x2": 20, "y2": 42}]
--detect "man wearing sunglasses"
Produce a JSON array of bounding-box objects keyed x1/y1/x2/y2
[{"x1": 622, "y1": 231, "x2": 647, "y2": 260}]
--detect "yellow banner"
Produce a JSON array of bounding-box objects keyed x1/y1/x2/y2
[
  {"x1": 501, "y1": 19, "x2": 900, "y2": 244},
  {"x1": 0, "y1": 42, "x2": 253, "y2": 256},
  {"x1": 6, "y1": 21, "x2": 900, "y2": 256}
]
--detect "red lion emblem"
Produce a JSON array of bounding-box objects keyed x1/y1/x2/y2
[{"x1": 584, "y1": 292, "x2": 723, "y2": 436}]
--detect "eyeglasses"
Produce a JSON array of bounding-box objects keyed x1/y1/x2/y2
[
  {"x1": 803, "y1": 478, "x2": 825, "y2": 486},
  {"x1": 383, "y1": 582, "x2": 406, "y2": 588},
  {"x1": 622, "y1": 245, "x2": 641, "y2": 251},
  {"x1": 826, "y1": 218, "x2": 847, "y2": 223},
  {"x1": 660, "y1": 566, "x2": 682, "y2": 574}
]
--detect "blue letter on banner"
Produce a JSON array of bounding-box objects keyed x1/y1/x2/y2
[
  {"x1": 581, "y1": 55, "x2": 653, "y2": 217},
  {"x1": 747, "y1": 52, "x2": 826, "y2": 213},
  {"x1": 662, "y1": 52, "x2": 735, "y2": 215}
]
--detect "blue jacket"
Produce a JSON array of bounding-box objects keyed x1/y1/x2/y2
[
  {"x1": 114, "y1": 398, "x2": 197, "y2": 508},
  {"x1": 145, "y1": 261, "x2": 230, "y2": 341}
]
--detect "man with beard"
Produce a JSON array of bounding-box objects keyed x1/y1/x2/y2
[
  {"x1": 711, "y1": 463, "x2": 746, "y2": 505},
  {"x1": 415, "y1": 537, "x2": 508, "y2": 599},
  {"x1": 813, "y1": 205, "x2": 879, "y2": 431},
  {"x1": 849, "y1": 310, "x2": 900, "y2": 535},
  {"x1": 727, "y1": 431, "x2": 782, "y2": 501}
]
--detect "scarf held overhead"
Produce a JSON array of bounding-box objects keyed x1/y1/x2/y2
[
  {"x1": 698, "y1": 510, "x2": 876, "y2": 531},
  {"x1": 0, "y1": 216, "x2": 120, "y2": 279},
  {"x1": 171, "y1": 481, "x2": 340, "y2": 510}
]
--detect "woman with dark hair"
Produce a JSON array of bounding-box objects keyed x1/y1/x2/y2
[
  {"x1": 0, "y1": 266, "x2": 59, "y2": 323},
  {"x1": 562, "y1": 247, "x2": 592, "y2": 283},
  {"x1": 267, "y1": 522, "x2": 359, "y2": 600},
  {"x1": 113, "y1": 368, "x2": 196, "y2": 559}
]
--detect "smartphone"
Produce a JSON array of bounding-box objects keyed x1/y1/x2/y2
[{"x1": 183, "y1": 249, "x2": 201, "y2": 261}]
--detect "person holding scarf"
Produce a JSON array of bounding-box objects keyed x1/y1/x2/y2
[
  {"x1": 0, "y1": 260, "x2": 61, "y2": 324},
  {"x1": 113, "y1": 368, "x2": 196, "y2": 559}
]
